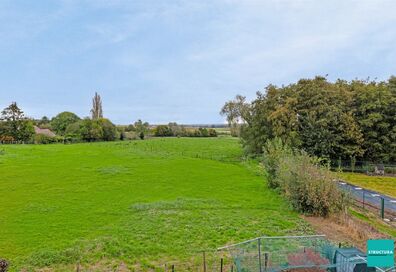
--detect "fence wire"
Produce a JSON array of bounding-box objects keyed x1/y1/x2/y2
[{"x1": 218, "y1": 235, "x2": 394, "y2": 272}]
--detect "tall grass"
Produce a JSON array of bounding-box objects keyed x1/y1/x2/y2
[{"x1": 263, "y1": 138, "x2": 348, "y2": 217}]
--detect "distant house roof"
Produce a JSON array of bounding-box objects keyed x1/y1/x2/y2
[{"x1": 34, "y1": 126, "x2": 56, "y2": 137}]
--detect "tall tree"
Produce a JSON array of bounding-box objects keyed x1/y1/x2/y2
[
  {"x1": 0, "y1": 102, "x2": 34, "y2": 141},
  {"x1": 388, "y1": 76, "x2": 396, "y2": 162},
  {"x1": 1, "y1": 102, "x2": 24, "y2": 123},
  {"x1": 220, "y1": 95, "x2": 249, "y2": 137},
  {"x1": 91, "y1": 92, "x2": 103, "y2": 119},
  {"x1": 352, "y1": 80, "x2": 394, "y2": 162},
  {"x1": 134, "y1": 119, "x2": 149, "y2": 140}
]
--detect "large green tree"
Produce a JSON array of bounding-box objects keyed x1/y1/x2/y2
[
  {"x1": 389, "y1": 76, "x2": 396, "y2": 162},
  {"x1": 65, "y1": 118, "x2": 117, "y2": 142},
  {"x1": 51, "y1": 112, "x2": 80, "y2": 135},
  {"x1": 296, "y1": 77, "x2": 363, "y2": 159},
  {"x1": 225, "y1": 76, "x2": 394, "y2": 162},
  {"x1": 97, "y1": 118, "x2": 117, "y2": 141},
  {"x1": 351, "y1": 79, "x2": 396, "y2": 162}
]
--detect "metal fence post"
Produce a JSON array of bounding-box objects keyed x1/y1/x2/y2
[
  {"x1": 380, "y1": 197, "x2": 385, "y2": 219},
  {"x1": 203, "y1": 251, "x2": 206, "y2": 272},
  {"x1": 220, "y1": 258, "x2": 223, "y2": 272},
  {"x1": 258, "y1": 238, "x2": 263, "y2": 272},
  {"x1": 264, "y1": 253, "x2": 268, "y2": 271},
  {"x1": 362, "y1": 191, "x2": 365, "y2": 209}
]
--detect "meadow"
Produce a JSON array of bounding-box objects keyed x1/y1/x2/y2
[{"x1": 0, "y1": 138, "x2": 308, "y2": 271}]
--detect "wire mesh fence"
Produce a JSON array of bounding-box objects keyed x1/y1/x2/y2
[
  {"x1": 338, "y1": 181, "x2": 396, "y2": 223},
  {"x1": 331, "y1": 160, "x2": 396, "y2": 176},
  {"x1": 217, "y1": 235, "x2": 395, "y2": 272},
  {"x1": 218, "y1": 235, "x2": 338, "y2": 271}
]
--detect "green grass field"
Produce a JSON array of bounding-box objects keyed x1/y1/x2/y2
[
  {"x1": 338, "y1": 172, "x2": 396, "y2": 198},
  {"x1": 0, "y1": 138, "x2": 308, "y2": 271}
]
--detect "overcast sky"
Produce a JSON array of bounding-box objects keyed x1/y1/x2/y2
[{"x1": 1, "y1": 0, "x2": 396, "y2": 124}]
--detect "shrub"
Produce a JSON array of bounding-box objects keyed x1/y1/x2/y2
[
  {"x1": 123, "y1": 131, "x2": 139, "y2": 140},
  {"x1": 154, "y1": 125, "x2": 173, "y2": 137},
  {"x1": 198, "y1": 128, "x2": 209, "y2": 137},
  {"x1": 65, "y1": 118, "x2": 117, "y2": 142},
  {"x1": 152, "y1": 125, "x2": 217, "y2": 138},
  {"x1": 208, "y1": 128, "x2": 217, "y2": 137},
  {"x1": 168, "y1": 122, "x2": 183, "y2": 136},
  {"x1": 64, "y1": 135, "x2": 81, "y2": 143},
  {"x1": 263, "y1": 138, "x2": 348, "y2": 217},
  {"x1": 50, "y1": 112, "x2": 80, "y2": 135},
  {"x1": 262, "y1": 137, "x2": 293, "y2": 189},
  {"x1": 279, "y1": 152, "x2": 347, "y2": 216},
  {"x1": 79, "y1": 118, "x2": 103, "y2": 142},
  {"x1": 34, "y1": 134, "x2": 56, "y2": 144},
  {"x1": 97, "y1": 118, "x2": 117, "y2": 141}
]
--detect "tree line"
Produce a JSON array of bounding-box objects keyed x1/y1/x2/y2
[
  {"x1": 0, "y1": 92, "x2": 218, "y2": 144},
  {"x1": 221, "y1": 76, "x2": 396, "y2": 163},
  {"x1": 0, "y1": 92, "x2": 118, "y2": 143},
  {"x1": 154, "y1": 123, "x2": 217, "y2": 137}
]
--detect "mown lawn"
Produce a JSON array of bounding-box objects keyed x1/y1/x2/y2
[
  {"x1": 0, "y1": 138, "x2": 308, "y2": 271},
  {"x1": 338, "y1": 172, "x2": 396, "y2": 198}
]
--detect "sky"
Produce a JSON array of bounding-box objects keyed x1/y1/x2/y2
[{"x1": 0, "y1": 0, "x2": 396, "y2": 124}]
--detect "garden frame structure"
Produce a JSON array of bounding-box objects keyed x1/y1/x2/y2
[{"x1": 218, "y1": 235, "x2": 394, "y2": 272}]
